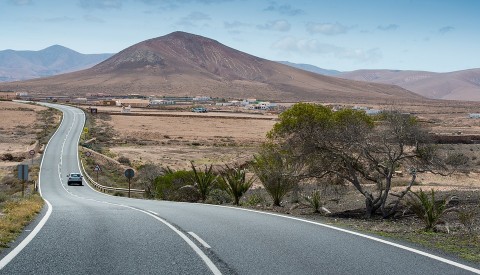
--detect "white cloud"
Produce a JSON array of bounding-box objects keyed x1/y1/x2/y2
[
  {"x1": 306, "y1": 22, "x2": 352, "y2": 35},
  {"x1": 263, "y1": 2, "x2": 304, "y2": 16},
  {"x1": 257, "y1": 20, "x2": 290, "y2": 32},
  {"x1": 272, "y1": 36, "x2": 382, "y2": 63}
]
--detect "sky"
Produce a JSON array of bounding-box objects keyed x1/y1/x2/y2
[{"x1": 0, "y1": 0, "x2": 479, "y2": 72}]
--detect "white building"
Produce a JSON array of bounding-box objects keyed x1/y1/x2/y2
[
  {"x1": 193, "y1": 96, "x2": 211, "y2": 101},
  {"x1": 469, "y1": 113, "x2": 480, "y2": 119},
  {"x1": 150, "y1": 99, "x2": 175, "y2": 105}
]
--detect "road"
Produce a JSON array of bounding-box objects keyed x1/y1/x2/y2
[{"x1": 1, "y1": 103, "x2": 479, "y2": 274}]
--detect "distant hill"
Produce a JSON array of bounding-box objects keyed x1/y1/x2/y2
[
  {"x1": 337, "y1": 69, "x2": 480, "y2": 101},
  {"x1": 277, "y1": 61, "x2": 341, "y2": 76},
  {"x1": 0, "y1": 32, "x2": 422, "y2": 103},
  {"x1": 0, "y1": 45, "x2": 113, "y2": 82}
]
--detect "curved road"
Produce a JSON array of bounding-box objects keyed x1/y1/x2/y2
[{"x1": 1, "y1": 103, "x2": 479, "y2": 274}]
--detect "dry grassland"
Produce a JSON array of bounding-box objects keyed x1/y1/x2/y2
[{"x1": 0, "y1": 101, "x2": 50, "y2": 180}]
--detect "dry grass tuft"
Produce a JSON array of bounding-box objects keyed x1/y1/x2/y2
[{"x1": 0, "y1": 195, "x2": 44, "y2": 249}]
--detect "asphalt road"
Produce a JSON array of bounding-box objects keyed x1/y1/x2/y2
[{"x1": 1, "y1": 103, "x2": 479, "y2": 274}]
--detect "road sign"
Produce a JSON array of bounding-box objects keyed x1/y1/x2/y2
[
  {"x1": 125, "y1": 168, "x2": 135, "y2": 198},
  {"x1": 29, "y1": 150, "x2": 35, "y2": 156},
  {"x1": 18, "y1": 164, "x2": 28, "y2": 198},
  {"x1": 124, "y1": 169, "x2": 134, "y2": 179},
  {"x1": 85, "y1": 151, "x2": 92, "y2": 157},
  {"x1": 18, "y1": 164, "x2": 28, "y2": 180},
  {"x1": 94, "y1": 164, "x2": 101, "y2": 172}
]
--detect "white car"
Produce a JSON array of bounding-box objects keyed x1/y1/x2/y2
[{"x1": 67, "y1": 173, "x2": 83, "y2": 186}]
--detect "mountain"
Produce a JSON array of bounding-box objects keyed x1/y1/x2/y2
[
  {"x1": 0, "y1": 45, "x2": 113, "y2": 82},
  {"x1": 337, "y1": 69, "x2": 480, "y2": 101},
  {"x1": 277, "y1": 61, "x2": 341, "y2": 76},
  {"x1": 0, "y1": 32, "x2": 422, "y2": 103}
]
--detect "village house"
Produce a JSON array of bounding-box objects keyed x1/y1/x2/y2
[
  {"x1": 115, "y1": 99, "x2": 150, "y2": 108},
  {"x1": 150, "y1": 99, "x2": 175, "y2": 105},
  {"x1": 469, "y1": 113, "x2": 480, "y2": 119},
  {"x1": 0, "y1": 91, "x2": 17, "y2": 100}
]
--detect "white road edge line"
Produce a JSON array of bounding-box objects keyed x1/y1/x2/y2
[
  {"x1": 70, "y1": 197, "x2": 223, "y2": 275},
  {"x1": 0, "y1": 102, "x2": 65, "y2": 270},
  {"x1": 188, "y1": 232, "x2": 212, "y2": 249},
  {"x1": 139, "y1": 209, "x2": 220, "y2": 275},
  {"x1": 208, "y1": 204, "x2": 480, "y2": 274}
]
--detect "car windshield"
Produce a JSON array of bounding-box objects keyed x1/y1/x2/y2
[{"x1": 70, "y1": 173, "x2": 81, "y2": 177}]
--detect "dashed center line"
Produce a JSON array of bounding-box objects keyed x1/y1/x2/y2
[{"x1": 188, "y1": 232, "x2": 212, "y2": 249}]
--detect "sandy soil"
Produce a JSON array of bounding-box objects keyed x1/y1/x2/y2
[
  {"x1": 100, "y1": 110, "x2": 276, "y2": 169},
  {"x1": 0, "y1": 101, "x2": 45, "y2": 154},
  {"x1": 0, "y1": 101, "x2": 48, "y2": 187},
  {"x1": 90, "y1": 103, "x2": 480, "y2": 192}
]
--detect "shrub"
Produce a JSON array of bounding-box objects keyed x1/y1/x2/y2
[
  {"x1": 172, "y1": 185, "x2": 201, "y2": 202},
  {"x1": 205, "y1": 189, "x2": 232, "y2": 205},
  {"x1": 250, "y1": 146, "x2": 299, "y2": 206},
  {"x1": 154, "y1": 170, "x2": 195, "y2": 200},
  {"x1": 303, "y1": 189, "x2": 323, "y2": 213},
  {"x1": 0, "y1": 192, "x2": 8, "y2": 203},
  {"x1": 242, "y1": 192, "x2": 265, "y2": 207},
  {"x1": 190, "y1": 162, "x2": 218, "y2": 202},
  {"x1": 1, "y1": 153, "x2": 13, "y2": 161},
  {"x1": 457, "y1": 204, "x2": 478, "y2": 234},
  {"x1": 220, "y1": 165, "x2": 254, "y2": 205},
  {"x1": 406, "y1": 189, "x2": 450, "y2": 231},
  {"x1": 113, "y1": 191, "x2": 125, "y2": 197},
  {"x1": 118, "y1": 156, "x2": 132, "y2": 166}
]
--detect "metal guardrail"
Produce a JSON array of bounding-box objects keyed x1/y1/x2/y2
[{"x1": 80, "y1": 159, "x2": 145, "y2": 195}]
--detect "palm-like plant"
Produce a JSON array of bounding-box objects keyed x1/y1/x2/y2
[
  {"x1": 190, "y1": 161, "x2": 217, "y2": 202},
  {"x1": 303, "y1": 189, "x2": 323, "y2": 213},
  {"x1": 221, "y1": 164, "x2": 255, "y2": 205},
  {"x1": 407, "y1": 189, "x2": 449, "y2": 231}
]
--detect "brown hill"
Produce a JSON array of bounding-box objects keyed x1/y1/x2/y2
[
  {"x1": 338, "y1": 69, "x2": 480, "y2": 101},
  {"x1": 0, "y1": 32, "x2": 422, "y2": 102}
]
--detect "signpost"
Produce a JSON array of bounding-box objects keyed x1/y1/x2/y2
[
  {"x1": 85, "y1": 151, "x2": 91, "y2": 157},
  {"x1": 29, "y1": 150, "x2": 35, "y2": 165},
  {"x1": 94, "y1": 164, "x2": 101, "y2": 182},
  {"x1": 124, "y1": 168, "x2": 135, "y2": 198},
  {"x1": 17, "y1": 164, "x2": 28, "y2": 197}
]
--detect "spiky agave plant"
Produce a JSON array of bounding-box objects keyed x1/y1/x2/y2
[
  {"x1": 221, "y1": 164, "x2": 255, "y2": 205},
  {"x1": 407, "y1": 189, "x2": 449, "y2": 231},
  {"x1": 190, "y1": 161, "x2": 217, "y2": 202},
  {"x1": 303, "y1": 189, "x2": 323, "y2": 213}
]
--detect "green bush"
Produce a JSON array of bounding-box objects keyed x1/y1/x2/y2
[
  {"x1": 154, "y1": 170, "x2": 195, "y2": 200},
  {"x1": 118, "y1": 156, "x2": 132, "y2": 166},
  {"x1": 205, "y1": 189, "x2": 232, "y2": 205},
  {"x1": 242, "y1": 192, "x2": 266, "y2": 207}
]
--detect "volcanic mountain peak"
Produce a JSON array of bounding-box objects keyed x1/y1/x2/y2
[
  {"x1": 0, "y1": 31, "x2": 423, "y2": 103},
  {"x1": 93, "y1": 31, "x2": 265, "y2": 80}
]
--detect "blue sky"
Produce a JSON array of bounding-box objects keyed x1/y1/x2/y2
[{"x1": 0, "y1": 0, "x2": 478, "y2": 72}]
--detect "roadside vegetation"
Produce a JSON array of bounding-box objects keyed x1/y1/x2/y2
[
  {"x1": 0, "y1": 104, "x2": 61, "y2": 252},
  {"x1": 79, "y1": 103, "x2": 479, "y2": 263}
]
